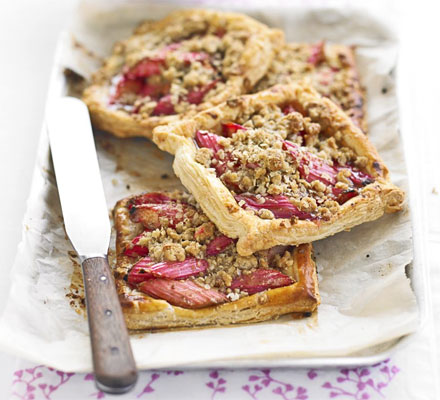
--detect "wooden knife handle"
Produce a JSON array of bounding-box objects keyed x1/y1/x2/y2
[{"x1": 82, "y1": 256, "x2": 138, "y2": 394}]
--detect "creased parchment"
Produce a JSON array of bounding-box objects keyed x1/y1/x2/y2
[{"x1": 0, "y1": 0, "x2": 419, "y2": 372}]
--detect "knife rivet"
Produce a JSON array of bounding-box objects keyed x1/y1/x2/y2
[
  {"x1": 100, "y1": 275, "x2": 107, "y2": 282},
  {"x1": 110, "y1": 346, "x2": 119, "y2": 355},
  {"x1": 105, "y1": 309, "x2": 112, "y2": 316}
]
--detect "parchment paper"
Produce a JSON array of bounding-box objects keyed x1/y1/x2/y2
[{"x1": 0, "y1": 0, "x2": 419, "y2": 372}]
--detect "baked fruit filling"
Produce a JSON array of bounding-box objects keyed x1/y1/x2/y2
[
  {"x1": 194, "y1": 103, "x2": 373, "y2": 221},
  {"x1": 118, "y1": 191, "x2": 300, "y2": 309},
  {"x1": 253, "y1": 42, "x2": 366, "y2": 131},
  {"x1": 109, "y1": 38, "x2": 225, "y2": 117}
]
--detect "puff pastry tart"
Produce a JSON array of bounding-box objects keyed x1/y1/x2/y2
[
  {"x1": 83, "y1": 9, "x2": 282, "y2": 139},
  {"x1": 153, "y1": 82, "x2": 404, "y2": 256},
  {"x1": 114, "y1": 191, "x2": 319, "y2": 330},
  {"x1": 253, "y1": 42, "x2": 367, "y2": 132}
]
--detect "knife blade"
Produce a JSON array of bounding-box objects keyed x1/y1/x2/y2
[{"x1": 46, "y1": 97, "x2": 137, "y2": 393}]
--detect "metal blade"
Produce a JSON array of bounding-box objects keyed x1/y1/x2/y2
[{"x1": 46, "y1": 97, "x2": 110, "y2": 258}]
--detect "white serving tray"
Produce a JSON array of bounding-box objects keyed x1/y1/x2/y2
[{"x1": 26, "y1": 27, "x2": 429, "y2": 369}]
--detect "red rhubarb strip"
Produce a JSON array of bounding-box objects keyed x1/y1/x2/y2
[
  {"x1": 132, "y1": 192, "x2": 173, "y2": 205},
  {"x1": 152, "y1": 94, "x2": 175, "y2": 116},
  {"x1": 187, "y1": 80, "x2": 219, "y2": 105},
  {"x1": 221, "y1": 122, "x2": 246, "y2": 137},
  {"x1": 127, "y1": 257, "x2": 154, "y2": 285},
  {"x1": 283, "y1": 141, "x2": 338, "y2": 186},
  {"x1": 139, "y1": 279, "x2": 228, "y2": 309},
  {"x1": 124, "y1": 235, "x2": 149, "y2": 257},
  {"x1": 128, "y1": 258, "x2": 208, "y2": 284},
  {"x1": 195, "y1": 130, "x2": 222, "y2": 153},
  {"x1": 235, "y1": 194, "x2": 316, "y2": 220},
  {"x1": 125, "y1": 59, "x2": 164, "y2": 79},
  {"x1": 332, "y1": 187, "x2": 358, "y2": 205},
  {"x1": 230, "y1": 269, "x2": 293, "y2": 295},
  {"x1": 145, "y1": 258, "x2": 208, "y2": 280},
  {"x1": 206, "y1": 235, "x2": 235, "y2": 256}
]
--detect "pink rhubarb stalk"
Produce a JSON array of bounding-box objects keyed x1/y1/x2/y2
[
  {"x1": 124, "y1": 235, "x2": 149, "y2": 257},
  {"x1": 206, "y1": 235, "x2": 235, "y2": 256},
  {"x1": 230, "y1": 269, "x2": 293, "y2": 295},
  {"x1": 235, "y1": 194, "x2": 316, "y2": 220},
  {"x1": 139, "y1": 279, "x2": 227, "y2": 309}
]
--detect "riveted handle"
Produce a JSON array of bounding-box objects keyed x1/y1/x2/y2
[{"x1": 82, "y1": 257, "x2": 138, "y2": 394}]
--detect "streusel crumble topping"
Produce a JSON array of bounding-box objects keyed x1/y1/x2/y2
[
  {"x1": 119, "y1": 191, "x2": 296, "y2": 301},
  {"x1": 194, "y1": 100, "x2": 373, "y2": 221}
]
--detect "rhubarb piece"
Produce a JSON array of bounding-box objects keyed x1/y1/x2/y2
[
  {"x1": 221, "y1": 122, "x2": 246, "y2": 137},
  {"x1": 139, "y1": 279, "x2": 228, "y2": 309},
  {"x1": 341, "y1": 165, "x2": 373, "y2": 187},
  {"x1": 307, "y1": 41, "x2": 325, "y2": 66},
  {"x1": 230, "y1": 269, "x2": 293, "y2": 295},
  {"x1": 206, "y1": 235, "x2": 235, "y2": 256},
  {"x1": 283, "y1": 141, "x2": 337, "y2": 186},
  {"x1": 152, "y1": 95, "x2": 175, "y2": 116},
  {"x1": 195, "y1": 130, "x2": 222, "y2": 153},
  {"x1": 181, "y1": 51, "x2": 210, "y2": 64},
  {"x1": 111, "y1": 78, "x2": 143, "y2": 103},
  {"x1": 145, "y1": 258, "x2": 208, "y2": 280},
  {"x1": 282, "y1": 104, "x2": 296, "y2": 115},
  {"x1": 132, "y1": 192, "x2": 172, "y2": 205},
  {"x1": 129, "y1": 192, "x2": 189, "y2": 229},
  {"x1": 186, "y1": 80, "x2": 219, "y2": 105},
  {"x1": 139, "y1": 82, "x2": 170, "y2": 99},
  {"x1": 124, "y1": 235, "x2": 149, "y2": 257},
  {"x1": 125, "y1": 59, "x2": 164, "y2": 79},
  {"x1": 130, "y1": 202, "x2": 187, "y2": 229},
  {"x1": 235, "y1": 194, "x2": 316, "y2": 220},
  {"x1": 128, "y1": 257, "x2": 208, "y2": 284},
  {"x1": 127, "y1": 257, "x2": 154, "y2": 285},
  {"x1": 332, "y1": 188, "x2": 358, "y2": 205}
]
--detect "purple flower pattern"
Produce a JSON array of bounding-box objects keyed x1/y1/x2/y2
[
  {"x1": 243, "y1": 369, "x2": 308, "y2": 400},
  {"x1": 206, "y1": 370, "x2": 227, "y2": 399},
  {"x1": 11, "y1": 360, "x2": 399, "y2": 399},
  {"x1": 12, "y1": 366, "x2": 74, "y2": 400},
  {"x1": 318, "y1": 359, "x2": 400, "y2": 399}
]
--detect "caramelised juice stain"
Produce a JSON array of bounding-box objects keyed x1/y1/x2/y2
[
  {"x1": 94, "y1": 130, "x2": 184, "y2": 194},
  {"x1": 66, "y1": 251, "x2": 86, "y2": 317}
]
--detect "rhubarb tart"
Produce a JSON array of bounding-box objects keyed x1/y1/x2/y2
[
  {"x1": 153, "y1": 82, "x2": 404, "y2": 256},
  {"x1": 83, "y1": 9, "x2": 282, "y2": 139},
  {"x1": 253, "y1": 42, "x2": 367, "y2": 132},
  {"x1": 113, "y1": 191, "x2": 319, "y2": 330}
]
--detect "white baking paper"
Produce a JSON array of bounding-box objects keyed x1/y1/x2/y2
[{"x1": 0, "y1": 0, "x2": 419, "y2": 372}]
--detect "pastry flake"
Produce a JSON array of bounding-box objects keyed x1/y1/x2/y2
[
  {"x1": 83, "y1": 9, "x2": 283, "y2": 139},
  {"x1": 153, "y1": 82, "x2": 404, "y2": 256},
  {"x1": 253, "y1": 42, "x2": 367, "y2": 132},
  {"x1": 114, "y1": 191, "x2": 319, "y2": 330}
]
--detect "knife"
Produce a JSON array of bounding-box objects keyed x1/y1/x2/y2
[{"x1": 46, "y1": 97, "x2": 138, "y2": 394}]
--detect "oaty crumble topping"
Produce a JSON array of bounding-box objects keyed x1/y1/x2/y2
[
  {"x1": 121, "y1": 192, "x2": 296, "y2": 300},
  {"x1": 107, "y1": 18, "x2": 256, "y2": 118},
  {"x1": 253, "y1": 42, "x2": 366, "y2": 131},
  {"x1": 194, "y1": 100, "x2": 373, "y2": 221}
]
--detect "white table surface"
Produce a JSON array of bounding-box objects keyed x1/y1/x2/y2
[{"x1": 0, "y1": 0, "x2": 439, "y2": 398}]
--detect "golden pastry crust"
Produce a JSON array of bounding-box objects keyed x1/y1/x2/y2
[
  {"x1": 113, "y1": 191, "x2": 319, "y2": 330},
  {"x1": 253, "y1": 42, "x2": 367, "y2": 132},
  {"x1": 83, "y1": 9, "x2": 283, "y2": 139},
  {"x1": 153, "y1": 82, "x2": 404, "y2": 256}
]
